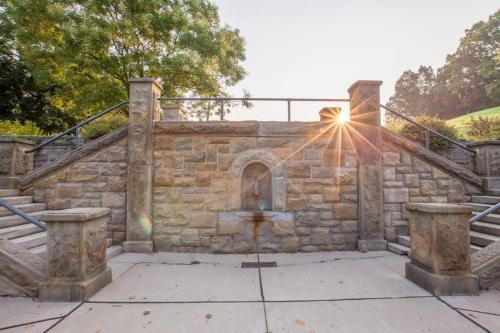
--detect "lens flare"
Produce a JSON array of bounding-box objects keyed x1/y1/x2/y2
[
  {"x1": 139, "y1": 212, "x2": 152, "y2": 237},
  {"x1": 336, "y1": 109, "x2": 350, "y2": 124}
]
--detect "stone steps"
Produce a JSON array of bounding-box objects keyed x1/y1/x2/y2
[
  {"x1": 0, "y1": 189, "x2": 20, "y2": 197},
  {"x1": 0, "y1": 196, "x2": 33, "y2": 206},
  {"x1": 472, "y1": 211, "x2": 500, "y2": 225},
  {"x1": 0, "y1": 210, "x2": 50, "y2": 228},
  {"x1": 11, "y1": 231, "x2": 47, "y2": 249},
  {"x1": 464, "y1": 202, "x2": 500, "y2": 214},
  {"x1": 0, "y1": 203, "x2": 46, "y2": 217},
  {"x1": 397, "y1": 235, "x2": 410, "y2": 247},
  {"x1": 470, "y1": 231, "x2": 499, "y2": 247},
  {"x1": 470, "y1": 195, "x2": 500, "y2": 205},
  {"x1": 387, "y1": 242, "x2": 409, "y2": 255},
  {"x1": 0, "y1": 223, "x2": 42, "y2": 239},
  {"x1": 470, "y1": 221, "x2": 500, "y2": 236}
]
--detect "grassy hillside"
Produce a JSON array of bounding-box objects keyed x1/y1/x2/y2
[{"x1": 446, "y1": 106, "x2": 500, "y2": 137}]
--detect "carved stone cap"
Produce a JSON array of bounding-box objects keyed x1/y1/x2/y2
[
  {"x1": 348, "y1": 80, "x2": 383, "y2": 94},
  {"x1": 128, "y1": 77, "x2": 163, "y2": 90},
  {"x1": 405, "y1": 203, "x2": 472, "y2": 214},
  {"x1": 42, "y1": 207, "x2": 111, "y2": 222},
  {"x1": 0, "y1": 137, "x2": 35, "y2": 145}
]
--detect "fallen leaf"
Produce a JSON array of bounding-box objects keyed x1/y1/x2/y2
[
  {"x1": 143, "y1": 310, "x2": 151, "y2": 316},
  {"x1": 129, "y1": 295, "x2": 136, "y2": 300},
  {"x1": 205, "y1": 314, "x2": 212, "y2": 319},
  {"x1": 295, "y1": 319, "x2": 306, "y2": 326}
]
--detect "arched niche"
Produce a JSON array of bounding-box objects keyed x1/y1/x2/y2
[
  {"x1": 242, "y1": 162, "x2": 272, "y2": 210},
  {"x1": 228, "y1": 148, "x2": 286, "y2": 211}
]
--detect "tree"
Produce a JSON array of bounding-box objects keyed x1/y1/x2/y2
[
  {"x1": 3, "y1": 0, "x2": 247, "y2": 122},
  {"x1": 387, "y1": 9, "x2": 500, "y2": 120},
  {"x1": 0, "y1": 10, "x2": 71, "y2": 133},
  {"x1": 387, "y1": 66, "x2": 436, "y2": 117}
]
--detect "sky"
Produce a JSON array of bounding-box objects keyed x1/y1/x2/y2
[{"x1": 211, "y1": 0, "x2": 499, "y2": 121}]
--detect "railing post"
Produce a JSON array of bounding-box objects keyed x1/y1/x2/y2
[
  {"x1": 75, "y1": 126, "x2": 81, "y2": 148},
  {"x1": 348, "y1": 80, "x2": 387, "y2": 252},
  {"x1": 287, "y1": 100, "x2": 291, "y2": 122},
  {"x1": 424, "y1": 129, "x2": 430, "y2": 150},
  {"x1": 124, "y1": 78, "x2": 162, "y2": 253},
  {"x1": 220, "y1": 99, "x2": 225, "y2": 121}
]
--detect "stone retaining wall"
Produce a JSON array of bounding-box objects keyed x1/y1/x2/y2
[
  {"x1": 382, "y1": 143, "x2": 466, "y2": 241},
  {"x1": 152, "y1": 123, "x2": 359, "y2": 253},
  {"x1": 34, "y1": 141, "x2": 74, "y2": 169},
  {"x1": 32, "y1": 139, "x2": 127, "y2": 244}
]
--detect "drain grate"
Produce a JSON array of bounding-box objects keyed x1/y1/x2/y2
[{"x1": 241, "y1": 261, "x2": 277, "y2": 268}]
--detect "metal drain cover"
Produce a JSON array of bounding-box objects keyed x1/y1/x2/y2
[{"x1": 241, "y1": 261, "x2": 277, "y2": 268}]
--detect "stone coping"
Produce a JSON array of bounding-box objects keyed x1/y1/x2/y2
[
  {"x1": 0, "y1": 137, "x2": 35, "y2": 145},
  {"x1": 405, "y1": 203, "x2": 473, "y2": 214},
  {"x1": 468, "y1": 140, "x2": 500, "y2": 147},
  {"x1": 129, "y1": 77, "x2": 163, "y2": 90},
  {"x1": 42, "y1": 207, "x2": 111, "y2": 222},
  {"x1": 348, "y1": 80, "x2": 383, "y2": 94}
]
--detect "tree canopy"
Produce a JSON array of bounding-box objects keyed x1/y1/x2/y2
[
  {"x1": 388, "y1": 9, "x2": 499, "y2": 119},
  {"x1": 1, "y1": 0, "x2": 246, "y2": 131}
]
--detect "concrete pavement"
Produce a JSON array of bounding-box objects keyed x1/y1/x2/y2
[{"x1": 0, "y1": 251, "x2": 499, "y2": 332}]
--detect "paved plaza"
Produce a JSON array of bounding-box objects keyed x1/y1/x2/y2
[{"x1": 1, "y1": 251, "x2": 499, "y2": 333}]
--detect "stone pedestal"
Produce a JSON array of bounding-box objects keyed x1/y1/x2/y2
[
  {"x1": 405, "y1": 203, "x2": 479, "y2": 295},
  {"x1": 161, "y1": 104, "x2": 187, "y2": 121},
  {"x1": 469, "y1": 141, "x2": 500, "y2": 191},
  {"x1": 39, "y1": 208, "x2": 112, "y2": 301},
  {"x1": 348, "y1": 81, "x2": 387, "y2": 251},
  {"x1": 124, "y1": 78, "x2": 162, "y2": 253},
  {"x1": 0, "y1": 137, "x2": 35, "y2": 188}
]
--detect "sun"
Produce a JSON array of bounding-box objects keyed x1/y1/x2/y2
[{"x1": 336, "y1": 109, "x2": 350, "y2": 124}]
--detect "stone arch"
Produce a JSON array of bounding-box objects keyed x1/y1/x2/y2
[{"x1": 228, "y1": 148, "x2": 286, "y2": 211}]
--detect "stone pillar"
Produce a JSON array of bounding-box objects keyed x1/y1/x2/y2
[
  {"x1": 0, "y1": 137, "x2": 35, "y2": 188},
  {"x1": 469, "y1": 141, "x2": 500, "y2": 191},
  {"x1": 348, "y1": 80, "x2": 387, "y2": 251},
  {"x1": 39, "y1": 208, "x2": 112, "y2": 301},
  {"x1": 405, "y1": 203, "x2": 479, "y2": 295},
  {"x1": 161, "y1": 104, "x2": 187, "y2": 121},
  {"x1": 123, "y1": 78, "x2": 162, "y2": 253}
]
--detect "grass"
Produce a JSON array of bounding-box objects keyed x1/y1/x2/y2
[{"x1": 446, "y1": 106, "x2": 500, "y2": 137}]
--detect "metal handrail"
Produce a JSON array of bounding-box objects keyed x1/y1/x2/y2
[
  {"x1": 381, "y1": 104, "x2": 476, "y2": 154},
  {"x1": 26, "y1": 101, "x2": 129, "y2": 153},
  {"x1": 0, "y1": 199, "x2": 47, "y2": 230},
  {"x1": 469, "y1": 201, "x2": 500, "y2": 224},
  {"x1": 158, "y1": 97, "x2": 350, "y2": 121}
]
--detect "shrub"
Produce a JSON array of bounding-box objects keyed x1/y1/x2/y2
[
  {"x1": 81, "y1": 114, "x2": 127, "y2": 140},
  {"x1": 398, "y1": 115, "x2": 460, "y2": 151},
  {"x1": 465, "y1": 116, "x2": 500, "y2": 141},
  {"x1": 0, "y1": 120, "x2": 43, "y2": 136}
]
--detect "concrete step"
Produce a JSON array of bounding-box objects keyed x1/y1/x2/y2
[
  {"x1": 471, "y1": 221, "x2": 500, "y2": 236},
  {"x1": 470, "y1": 244, "x2": 483, "y2": 254},
  {"x1": 30, "y1": 244, "x2": 47, "y2": 259},
  {"x1": 472, "y1": 211, "x2": 500, "y2": 225},
  {"x1": 0, "y1": 223, "x2": 43, "y2": 239},
  {"x1": 486, "y1": 189, "x2": 500, "y2": 196},
  {"x1": 0, "y1": 203, "x2": 46, "y2": 217},
  {"x1": 470, "y1": 196, "x2": 500, "y2": 205},
  {"x1": 470, "y1": 231, "x2": 500, "y2": 247},
  {"x1": 106, "y1": 245, "x2": 122, "y2": 260},
  {"x1": 0, "y1": 210, "x2": 50, "y2": 228},
  {"x1": 11, "y1": 231, "x2": 47, "y2": 249},
  {"x1": 0, "y1": 189, "x2": 20, "y2": 197},
  {"x1": 397, "y1": 235, "x2": 410, "y2": 248},
  {"x1": 388, "y1": 242, "x2": 410, "y2": 255},
  {"x1": 0, "y1": 196, "x2": 33, "y2": 206},
  {"x1": 464, "y1": 202, "x2": 500, "y2": 214}
]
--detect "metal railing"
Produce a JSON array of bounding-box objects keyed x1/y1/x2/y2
[
  {"x1": 26, "y1": 101, "x2": 129, "y2": 153},
  {"x1": 0, "y1": 199, "x2": 47, "y2": 230},
  {"x1": 158, "y1": 97, "x2": 350, "y2": 121},
  {"x1": 469, "y1": 201, "x2": 500, "y2": 224},
  {"x1": 381, "y1": 105, "x2": 476, "y2": 154}
]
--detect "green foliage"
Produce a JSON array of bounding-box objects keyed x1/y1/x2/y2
[
  {"x1": 388, "y1": 9, "x2": 500, "y2": 119},
  {"x1": 399, "y1": 115, "x2": 460, "y2": 151},
  {"x1": 0, "y1": 120, "x2": 43, "y2": 136},
  {"x1": 81, "y1": 114, "x2": 127, "y2": 140},
  {"x1": 446, "y1": 105, "x2": 500, "y2": 137},
  {"x1": 2, "y1": 0, "x2": 247, "y2": 123},
  {"x1": 464, "y1": 116, "x2": 500, "y2": 141}
]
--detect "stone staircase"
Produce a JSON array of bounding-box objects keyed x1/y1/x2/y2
[
  {"x1": 0, "y1": 188, "x2": 122, "y2": 260},
  {"x1": 388, "y1": 194, "x2": 500, "y2": 256}
]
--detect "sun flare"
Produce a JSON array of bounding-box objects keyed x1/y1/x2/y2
[{"x1": 336, "y1": 109, "x2": 350, "y2": 124}]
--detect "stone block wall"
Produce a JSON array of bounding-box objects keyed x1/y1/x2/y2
[
  {"x1": 32, "y1": 139, "x2": 128, "y2": 244},
  {"x1": 34, "y1": 141, "x2": 74, "y2": 169},
  {"x1": 152, "y1": 123, "x2": 359, "y2": 253},
  {"x1": 382, "y1": 143, "x2": 466, "y2": 241}
]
